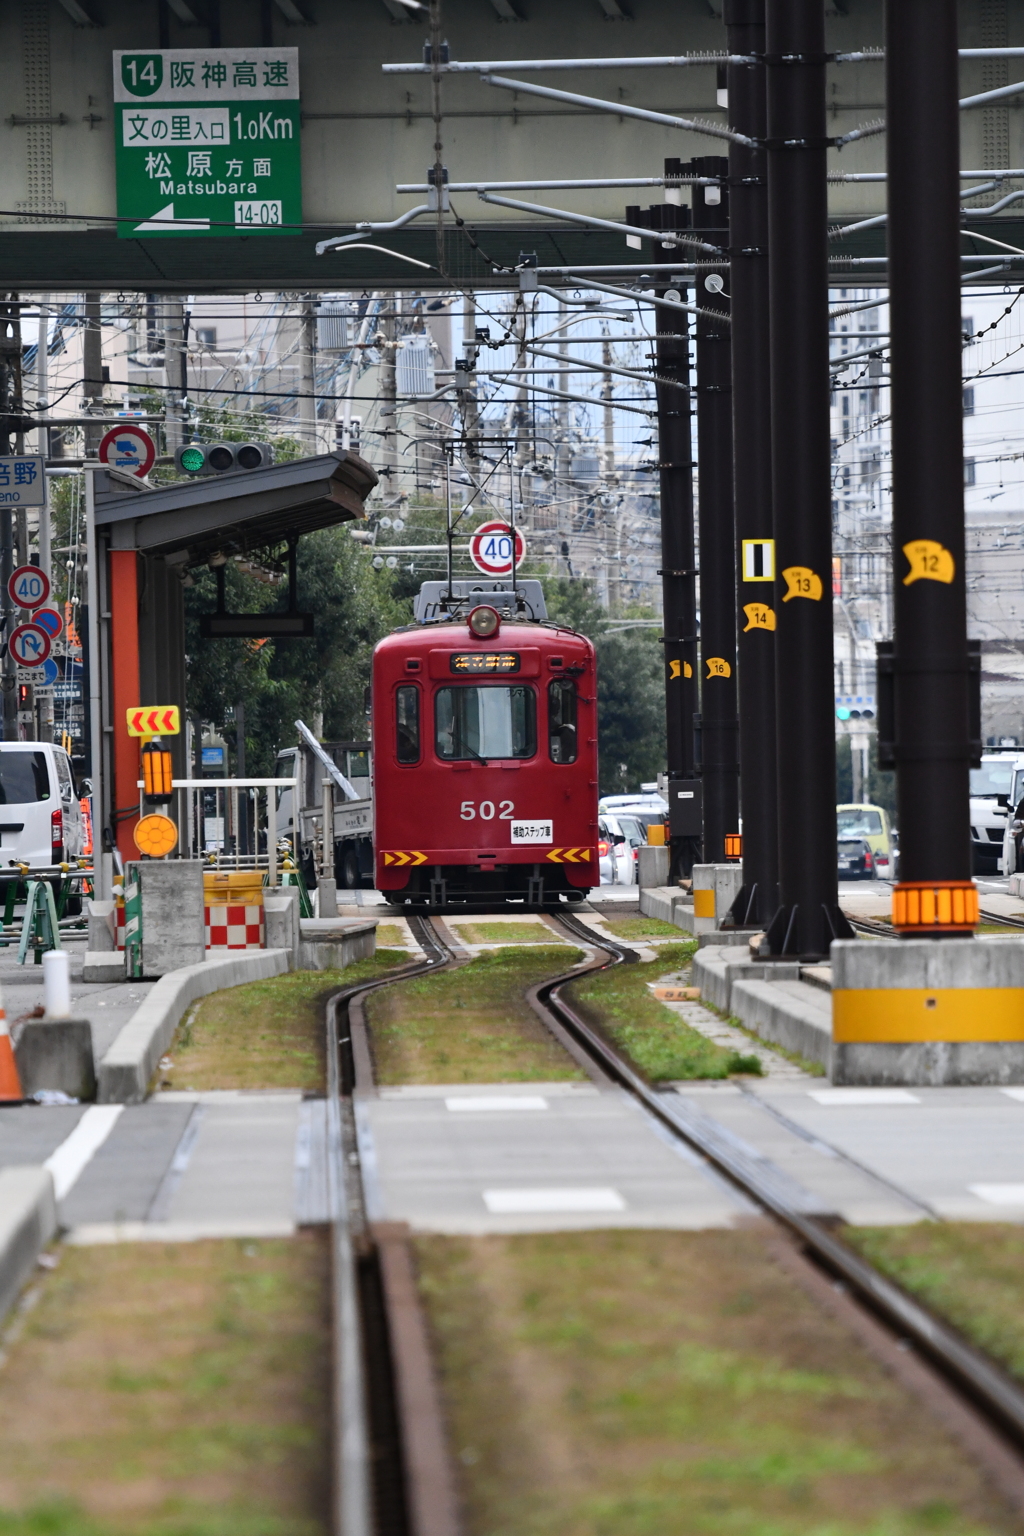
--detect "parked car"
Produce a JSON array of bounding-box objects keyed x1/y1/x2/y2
[
  {"x1": 836, "y1": 803, "x2": 894, "y2": 879},
  {"x1": 837, "y1": 836, "x2": 876, "y2": 880},
  {"x1": 615, "y1": 814, "x2": 650, "y2": 884},
  {"x1": 0, "y1": 744, "x2": 85, "y2": 913}
]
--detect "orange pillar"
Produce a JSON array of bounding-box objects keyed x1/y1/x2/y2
[{"x1": 109, "y1": 550, "x2": 140, "y2": 864}]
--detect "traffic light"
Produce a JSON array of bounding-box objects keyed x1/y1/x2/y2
[
  {"x1": 17, "y1": 684, "x2": 32, "y2": 712},
  {"x1": 175, "y1": 442, "x2": 275, "y2": 476},
  {"x1": 142, "y1": 740, "x2": 174, "y2": 803}
]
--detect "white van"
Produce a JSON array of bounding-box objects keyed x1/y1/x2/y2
[
  {"x1": 0, "y1": 743, "x2": 84, "y2": 871},
  {"x1": 968, "y1": 752, "x2": 1023, "y2": 875}
]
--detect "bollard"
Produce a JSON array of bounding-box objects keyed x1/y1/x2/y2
[{"x1": 42, "y1": 950, "x2": 71, "y2": 1020}]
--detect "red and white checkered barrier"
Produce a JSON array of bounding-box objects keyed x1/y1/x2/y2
[
  {"x1": 115, "y1": 901, "x2": 125, "y2": 952},
  {"x1": 204, "y1": 903, "x2": 265, "y2": 951}
]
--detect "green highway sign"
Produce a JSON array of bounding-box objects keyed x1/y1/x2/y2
[{"x1": 113, "y1": 49, "x2": 300, "y2": 238}]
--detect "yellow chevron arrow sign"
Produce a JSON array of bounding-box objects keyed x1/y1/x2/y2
[
  {"x1": 382, "y1": 850, "x2": 428, "y2": 867},
  {"x1": 545, "y1": 848, "x2": 592, "y2": 864}
]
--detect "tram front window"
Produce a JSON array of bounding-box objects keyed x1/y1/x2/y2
[{"x1": 435, "y1": 686, "x2": 536, "y2": 761}]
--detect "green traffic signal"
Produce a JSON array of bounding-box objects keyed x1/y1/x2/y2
[{"x1": 179, "y1": 445, "x2": 205, "y2": 474}]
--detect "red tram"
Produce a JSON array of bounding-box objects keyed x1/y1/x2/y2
[{"x1": 372, "y1": 588, "x2": 598, "y2": 908}]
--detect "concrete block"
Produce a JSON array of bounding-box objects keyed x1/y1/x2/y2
[
  {"x1": 637, "y1": 845, "x2": 670, "y2": 890},
  {"x1": 265, "y1": 889, "x2": 300, "y2": 959},
  {"x1": 86, "y1": 899, "x2": 115, "y2": 952},
  {"x1": 317, "y1": 878, "x2": 338, "y2": 919},
  {"x1": 730, "y1": 978, "x2": 832, "y2": 1071},
  {"x1": 692, "y1": 864, "x2": 745, "y2": 935},
  {"x1": 299, "y1": 917, "x2": 377, "y2": 972},
  {"x1": 639, "y1": 886, "x2": 695, "y2": 932},
  {"x1": 15, "y1": 1020, "x2": 96, "y2": 1100},
  {"x1": 83, "y1": 950, "x2": 125, "y2": 984},
  {"x1": 833, "y1": 1040, "x2": 1024, "y2": 1087},
  {"x1": 693, "y1": 945, "x2": 801, "y2": 1014},
  {"x1": 831, "y1": 936, "x2": 1024, "y2": 991},
  {"x1": 97, "y1": 948, "x2": 292, "y2": 1104},
  {"x1": 0, "y1": 1167, "x2": 57, "y2": 1323},
  {"x1": 697, "y1": 929, "x2": 758, "y2": 949},
  {"x1": 137, "y1": 860, "x2": 205, "y2": 978},
  {"x1": 1011, "y1": 874, "x2": 1024, "y2": 898},
  {"x1": 831, "y1": 936, "x2": 1024, "y2": 1085}
]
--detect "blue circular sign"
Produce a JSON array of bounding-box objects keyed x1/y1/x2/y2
[{"x1": 40, "y1": 659, "x2": 58, "y2": 686}]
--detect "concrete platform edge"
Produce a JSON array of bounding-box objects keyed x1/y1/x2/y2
[
  {"x1": 96, "y1": 949, "x2": 293, "y2": 1105},
  {"x1": 728, "y1": 978, "x2": 833, "y2": 1072},
  {"x1": 0, "y1": 1166, "x2": 57, "y2": 1323}
]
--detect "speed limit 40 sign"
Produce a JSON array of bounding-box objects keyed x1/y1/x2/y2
[
  {"x1": 469, "y1": 521, "x2": 526, "y2": 577},
  {"x1": 8, "y1": 565, "x2": 50, "y2": 610}
]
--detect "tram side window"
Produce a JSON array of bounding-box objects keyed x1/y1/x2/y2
[
  {"x1": 396, "y1": 685, "x2": 420, "y2": 764},
  {"x1": 548, "y1": 679, "x2": 578, "y2": 763}
]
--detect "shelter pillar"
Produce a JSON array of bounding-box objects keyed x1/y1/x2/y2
[{"x1": 109, "y1": 549, "x2": 140, "y2": 864}]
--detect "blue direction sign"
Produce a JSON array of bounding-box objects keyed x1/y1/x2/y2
[
  {"x1": 40, "y1": 659, "x2": 59, "y2": 687},
  {"x1": 0, "y1": 458, "x2": 45, "y2": 508}
]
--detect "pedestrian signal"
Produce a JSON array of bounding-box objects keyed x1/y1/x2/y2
[{"x1": 175, "y1": 442, "x2": 275, "y2": 477}]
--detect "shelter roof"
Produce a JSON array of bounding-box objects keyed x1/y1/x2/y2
[{"x1": 93, "y1": 450, "x2": 377, "y2": 566}]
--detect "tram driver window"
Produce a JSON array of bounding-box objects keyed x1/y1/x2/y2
[
  {"x1": 396, "y1": 685, "x2": 420, "y2": 764},
  {"x1": 548, "y1": 679, "x2": 578, "y2": 763},
  {"x1": 435, "y1": 686, "x2": 536, "y2": 761}
]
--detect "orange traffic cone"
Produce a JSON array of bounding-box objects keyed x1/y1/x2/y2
[{"x1": 0, "y1": 994, "x2": 23, "y2": 1102}]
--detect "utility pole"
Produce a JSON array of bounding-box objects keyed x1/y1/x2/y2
[
  {"x1": 36, "y1": 294, "x2": 53, "y2": 743},
  {"x1": 725, "y1": 0, "x2": 780, "y2": 929},
  {"x1": 459, "y1": 291, "x2": 482, "y2": 464},
  {"x1": 0, "y1": 296, "x2": 21, "y2": 741},
  {"x1": 626, "y1": 200, "x2": 700, "y2": 872},
  {"x1": 764, "y1": 0, "x2": 851, "y2": 956},
  {"x1": 82, "y1": 294, "x2": 103, "y2": 458},
  {"x1": 379, "y1": 293, "x2": 399, "y2": 501},
  {"x1": 687, "y1": 154, "x2": 738, "y2": 867},
  {"x1": 163, "y1": 297, "x2": 186, "y2": 456},
  {"x1": 300, "y1": 294, "x2": 318, "y2": 451},
  {"x1": 882, "y1": 0, "x2": 977, "y2": 932}
]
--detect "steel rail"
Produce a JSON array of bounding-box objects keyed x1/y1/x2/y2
[
  {"x1": 325, "y1": 917, "x2": 455, "y2": 1536},
  {"x1": 539, "y1": 910, "x2": 1024, "y2": 1451}
]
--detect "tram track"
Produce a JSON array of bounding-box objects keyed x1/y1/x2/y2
[
  {"x1": 325, "y1": 909, "x2": 1024, "y2": 1532},
  {"x1": 537, "y1": 912, "x2": 1024, "y2": 1505}
]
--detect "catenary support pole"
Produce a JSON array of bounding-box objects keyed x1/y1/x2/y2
[
  {"x1": 724, "y1": 0, "x2": 780, "y2": 928},
  {"x1": 764, "y1": 0, "x2": 851, "y2": 957},
  {"x1": 882, "y1": 0, "x2": 978, "y2": 934},
  {"x1": 626, "y1": 199, "x2": 700, "y2": 872},
  {"x1": 688, "y1": 154, "x2": 739, "y2": 866}
]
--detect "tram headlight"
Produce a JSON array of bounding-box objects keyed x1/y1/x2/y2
[{"x1": 468, "y1": 605, "x2": 500, "y2": 638}]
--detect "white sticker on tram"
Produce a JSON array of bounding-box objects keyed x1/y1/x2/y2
[{"x1": 510, "y1": 819, "x2": 553, "y2": 844}]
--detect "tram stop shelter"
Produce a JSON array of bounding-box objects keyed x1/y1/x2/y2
[{"x1": 88, "y1": 449, "x2": 378, "y2": 868}]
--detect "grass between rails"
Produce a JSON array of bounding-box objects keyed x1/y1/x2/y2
[
  {"x1": 416, "y1": 1229, "x2": 1016, "y2": 1536},
  {"x1": 597, "y1": 916, "x2": 683, "y2": 941},
  {"x1": 0, "y1": 1235, "x2": 330, "y2": 1536},
  {"x1": 564, "y1": 942, "x2": 762, "y2": 1081},
  {"x1": 453, "y1": 921, "x2": 564, "y2": 947},
  {"x1": 844, "y1": 1223, "x2": 1024, "y2": 1384},
  {"x1": 162, "y1": 950, "x2": 411, "y2": 1092},
  {"x1": 366, "y1": 945, "x2": 587, "y2": 1084}
]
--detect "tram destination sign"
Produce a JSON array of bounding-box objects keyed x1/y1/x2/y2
[{"x1": 113, "y1": 48, "x2": 300, "y2": 238}]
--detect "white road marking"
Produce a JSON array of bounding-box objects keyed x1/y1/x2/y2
[
  {"x1": 807, "y1": 1089, "x2": 920, "y2": 1106},
  {"x1": 969, "y1": 1184, "x2": 1024, "y2": 1205},
  {"x1": 446, "y1": 1096, "x2": 549, "y2": 1112},
  {"x1": 1001, "y1": 1088, "x2": 1024, "y2": 1102},
  {"x1": 44, "y1": 1105, "x2": 124, "y2": 1200},
  {"x1": 482, "y1": 1187, "x2": 626, "y2": 1213}
]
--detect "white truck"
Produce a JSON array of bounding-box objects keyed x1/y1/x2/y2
[
  {"x1": 967, "y1": 751, "x2": 1022, "y2": 876},
  {"x1": 275, "y1": 720, "x2": 374, "y2": 890}
]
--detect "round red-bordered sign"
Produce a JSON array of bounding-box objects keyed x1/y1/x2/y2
[
  {"x1": 33, "y1": 607, "x2": 63, "y2": 641},
  {"x1": 469, "y1": 521, "x2": 526, "y2": 577},
  {"x1": 98, "y1": 425, "x2": 156, "y2": 479},
  {"x1": 9, "y1": 623, "x2": 51, "y2": 668},
  {"x1": 8, "y1": 565, "x2": 50, "y2": 611}
]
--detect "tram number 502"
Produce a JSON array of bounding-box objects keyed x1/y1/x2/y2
[{"x1": 460, "y1": 800, "x2": 514, "y2": 820}]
